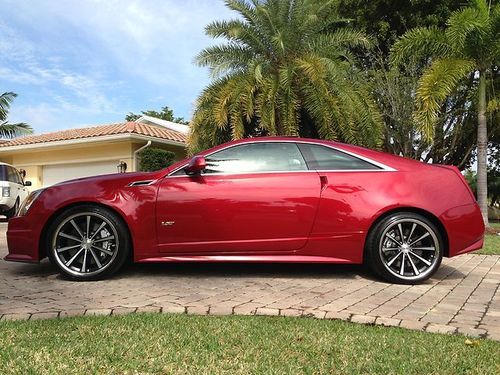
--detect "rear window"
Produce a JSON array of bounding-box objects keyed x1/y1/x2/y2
[{"x1": 298, "y1": 144, "x2": 381, "y2": 170}]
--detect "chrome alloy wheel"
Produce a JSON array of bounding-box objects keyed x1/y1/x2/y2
[
  {"x1": 379, "y1": 218, "x2": 440, "y2": 281},
  {"x1": 51, "y1": 212, "x2": 119, "y2": 277}
]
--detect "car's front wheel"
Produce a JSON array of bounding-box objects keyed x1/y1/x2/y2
[
  {"x1": 366, "y1": 212, "x2": 443, "y2": 284},
  {"x1": 5, "y1": 198, "x2": 19, "y2": 219},
  {"x1": 46, "y1": 205, "x2": 130, "y2": 281}
]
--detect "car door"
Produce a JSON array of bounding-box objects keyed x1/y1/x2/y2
[
  {"x1": 296, "y1": 143, "x2": 389, "y2": 261},
  {"x1": 156, "y1": 142, "x2": 321, "y2": 253}
]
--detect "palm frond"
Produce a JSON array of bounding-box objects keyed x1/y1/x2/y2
[
  {"x1": 0, "y1": 92, "x2": 17, "y2": 121},
  {"x1": 329, "y1": 79, "x2": 382, "y2": 146},
  {"x1": 297, "y1": 55, "x2": 382, "y2": 146},
  {"x1": 470, "y1": 0, "x2": 489, "y2": 14},
  {"x1": 195, "y1": 43, "x2": 255, "y2": 77},
  {"x1": 224, "y1": 0, "x2": 259, "y2": 25},
  {"x1": 414, "y1": 58, "x2": 476, "y2": 140},
  {"x1": 296, "y1": 55, "x2": 328, "y2": 82},
  {"x1": 312, "y1": 29, "x2": 373, "y2": 51},
  {"x1": 390, "y1": 27, "x2": 451, "y2": 66},
  {"x1": 486, "y1": 98, "x2": 500, "y2": 113},
  {"x1": 255, "y1": 3, "x2": 279, "y2": 42},
  {"x1": 492, "y1": 3, "x2": 500, "y2": 28},
  {"x1": 301, "y1": 81, "x2": 338, "y2": 140},
  {"x1": 303, "y1": 0, "x2": 342, "y2": 34},
  {"x1": 205, "y1": 19, "x2": 268, "y2": 54},
  {"x1": 446, "y1": 5, "x2": 489, "y2": 53},
  {"x1": 0, "y1": 122, "x2": 33, "y2": 139},
  {"x1": 491, "y1": 4, "x2": 500, "y2": 62},
  {"x1": 255, "y1": 77, "x2": 279, "y2": 134}
]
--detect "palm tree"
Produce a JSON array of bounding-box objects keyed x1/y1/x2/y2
[
  {"x1": 189, "y1": 0, "x2": 383, "y2": 153},
  {"x1": 391, "y1": 0, "x2": 499, "y2": 226},
  {"x1": 0, "y1": 92, "x2": 32, "y2": 138}
]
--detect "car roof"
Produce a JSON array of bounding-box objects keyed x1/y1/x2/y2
[{"x1": 191, "y1": 137, "x2": 429, "y2": 172}]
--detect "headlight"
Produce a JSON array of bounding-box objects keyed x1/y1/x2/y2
[
  {"x1": 2, "y1": 187, "x2": 10, "y2": 197},
  {"x1": 18, "y1": 189, "x2": 45, "y2": 216}
]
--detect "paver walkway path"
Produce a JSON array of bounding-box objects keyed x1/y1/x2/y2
[{"x1": 1, "y1": 223, "x2": 499, "y2": 340}]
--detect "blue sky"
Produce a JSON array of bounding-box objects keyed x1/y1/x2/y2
[{"x1": 0, "y1": 0, "x2": 233, "y2": 133}]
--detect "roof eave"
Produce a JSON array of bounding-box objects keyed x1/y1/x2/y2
[
  {"x1": 136, "y1": 115, "x2": 190, "y2": 134},
  {"x1": 0, "y1": 133, "x2": 186, "y2": 153}
]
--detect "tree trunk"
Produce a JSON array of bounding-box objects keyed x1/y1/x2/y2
[{"x1": 477, "y1": 71, "x2": 489, "y2": 227}]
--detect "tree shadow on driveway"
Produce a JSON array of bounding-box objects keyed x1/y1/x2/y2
[
  {"x1": 3, "y1": 258, "x2": 374, "y2": 281},
  {"x1": 122, "y1": 262, "x2": 374, "y2": 281},
  {"x1": 2, "y1": 258, "x2": 465, "y2": 285}
]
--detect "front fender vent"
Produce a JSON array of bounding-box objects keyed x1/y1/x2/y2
[{"x1": 128, "y1": 180, "x2": 154, "y2": 187}]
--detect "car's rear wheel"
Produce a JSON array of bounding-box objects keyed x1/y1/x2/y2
[
  {"x1": 46, "y1": 205, "x2": 130, "y2": 281},
  {"x1": 366, "y1": 212, "x2": 443, "y2": 284}
]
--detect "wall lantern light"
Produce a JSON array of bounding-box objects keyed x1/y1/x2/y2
[{"x1": 117, "y1": 161, "x2": 128, "y2": 173}]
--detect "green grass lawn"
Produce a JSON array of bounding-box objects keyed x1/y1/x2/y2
[
  {"x1": 477, "y1": 222, "x2": 500, "y2": 255},
  {"x1": 0, "y1": 314, "x2": 498, "y2": 374},
  {"x1": 478, "y1": 233, "x2": 500, "y2": 255}
]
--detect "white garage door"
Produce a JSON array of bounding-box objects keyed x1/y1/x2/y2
[{"x1": 42, "y1": 160, "x2": 119, "y2": 186}]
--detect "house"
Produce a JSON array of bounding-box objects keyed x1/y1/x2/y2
[{"x1": 0, "y1": 116, "x2": 188, "y2": 189}]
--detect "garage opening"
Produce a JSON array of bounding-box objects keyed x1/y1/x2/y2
[{"x1": 42, "y1": 160, "x2": 119, "y2": 186}]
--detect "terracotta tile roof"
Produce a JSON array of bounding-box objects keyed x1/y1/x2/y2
[{"x1": 0, "y1": 122, "x2": 187, "y2": 147}]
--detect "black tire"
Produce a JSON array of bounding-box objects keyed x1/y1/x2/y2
[
  {"x1": 365, "y1": 212, "x2": 443, "y2": 284},
  {"x1": 5, "y1": 199, "x2": 19, "y2": 219},
  {"x1": 46, "y1": 205, "x2": 130, "y2": 281}
]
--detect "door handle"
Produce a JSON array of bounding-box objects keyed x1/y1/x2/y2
[{"x1": 320, "y1": 175, "x2": 328, "y2": 192}]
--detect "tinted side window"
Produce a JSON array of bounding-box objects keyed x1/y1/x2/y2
[
  {"x1": 299, "y1": 144, "x2": 380, "y2": 170},
  {"x1": 204, "y1": 143, "x2": 308, "y2": 174},
  {"x1": 0, "y1": 166, "x2": 7, "y2": 181},
  {"x1": 170, "y1": 143, "x2": 308, "y2": 176}
]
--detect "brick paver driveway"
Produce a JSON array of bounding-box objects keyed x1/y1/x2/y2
[{"x1": 1, "y1": 223, "x2": 499, "y2": 340}]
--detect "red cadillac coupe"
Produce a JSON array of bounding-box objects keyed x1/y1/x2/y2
[{"x1": 5, "y1": 138, "x2": 484, "y2": 283}]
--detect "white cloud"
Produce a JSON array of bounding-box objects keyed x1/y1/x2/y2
[
  {"x1": 2, "y1": 0, "x2": 233, "y2": 84},
  {"x1": 0, "y1": 22, "x2": 118, "y2": 116},
  {"x1": 0, "y1": 0, "x2": 235, "y2": 130},
  {"x1": 0, "y1": 66, "x2": 43, "y2": 85},
  {"x1": 8, "y1": 103, "x2": 60, "y2": 131},
  {"x1": 0, "y1": 22, "x2": 36, "y2": 62},
  {"x1": 106, "y1": 1, "x2": 230, "y2": 84}
]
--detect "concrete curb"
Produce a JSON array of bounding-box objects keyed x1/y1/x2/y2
[{"x1": 1, "y1": 305, "x2": 497, "y2": 341}]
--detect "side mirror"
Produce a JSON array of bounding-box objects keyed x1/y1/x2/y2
[
  {"x1": 184, "y1": 156, "x2": 206, "y2": 175},
  {"x1": 24, "y1": 181, "x2": 32, "y2": 187}
]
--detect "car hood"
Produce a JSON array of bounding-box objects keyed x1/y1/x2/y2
[{"x1": 52, "y1": 171, "x2": 158, "y2": 187}]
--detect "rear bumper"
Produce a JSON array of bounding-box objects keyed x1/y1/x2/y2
[
  {"x1": 452, "y1": 237, "x2": 484, "y2": 256},
  {"x1": 4, "y1": 216, "x2": 41, "y2": 263},
  {"x1": 441, "y1": 202, "x2": 485, "y2": 257}
]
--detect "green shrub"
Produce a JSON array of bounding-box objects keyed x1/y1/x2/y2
[
  {"x1": 138, "y1": 147, "x2": 175, "y2": 172},
  {"x1": 465, "y1": 169, "x2": 500, "y2": 207}
]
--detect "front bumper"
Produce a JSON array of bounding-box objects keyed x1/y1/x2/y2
[
  {"x1": 5, "y1": 216, "x2": 41, "y2": 263},
  {"x1": 0, "y1": 197, "x2": 15, "y2": 213}
]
